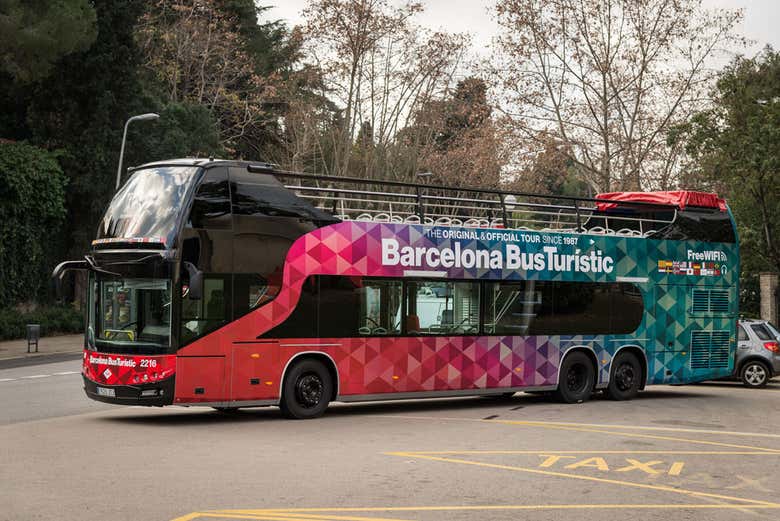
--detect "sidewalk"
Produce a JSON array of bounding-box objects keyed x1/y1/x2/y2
[{"x1": 0, "y1": 334, "x2": 84, "y2": 361}]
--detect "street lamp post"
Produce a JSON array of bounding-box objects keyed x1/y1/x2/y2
[{"x1": 115, "y1": 113, "x2": 160, "y2": 190}]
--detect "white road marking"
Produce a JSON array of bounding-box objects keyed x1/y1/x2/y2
[{"x1": 0, "y1": 371, "x2": 81, "y2": 383}]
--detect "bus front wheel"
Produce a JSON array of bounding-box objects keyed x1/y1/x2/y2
[
  {"x1": 605, "y1": 352, "x2": 641, "y2": 400},
  {"x1": 556, "y1": 351, "x2": 595, "y2": 404},
  {"x1": 280, "y1": 358, "x2": 333, "y2": 419}
]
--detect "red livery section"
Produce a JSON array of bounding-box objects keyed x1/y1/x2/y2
[
  {"x1": 82, "y1": 351, "x2": 176, "y2": 386},
  {"x1": 596, "y1": 191, "x2": 727, "y2": 211}
]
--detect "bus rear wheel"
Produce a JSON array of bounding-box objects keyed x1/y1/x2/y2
[
  {"x1": 280, "y1": 358, "x2": 333, "y2": 419},
  {"x1": 605, "y1": 352, "x2": 641, "y2": 400},
  {"x1": 556, "y1": 351, "x2": 595, "y2": 404}
]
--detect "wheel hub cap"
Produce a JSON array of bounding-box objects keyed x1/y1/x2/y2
[
  {"x1": 746, "y1": 365, "x2": 766, "y2": 385},
  {"x1": 295, "y1": 373, "x2": 323, "y2": 408},
  {"x1": 615, "y1": 363, "x2": 635, "y2": 391},
  {"x1": 566, "y1": 364, "x2": 587, "y2": 393}
]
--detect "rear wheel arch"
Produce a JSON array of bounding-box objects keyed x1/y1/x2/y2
[
  {"x1": 611, "y1": 345, "x2": 648, "y2": 389},
  {"x1": 556, "y1": 347, "x2": 598, "y2": 404},
  {"x1": 558, "y1": 346, "x2": 599, "y2": 385}
]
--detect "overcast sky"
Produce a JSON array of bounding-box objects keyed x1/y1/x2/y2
[{"x1": 265, "y1": 0, "x2": 779, "y2": 58}]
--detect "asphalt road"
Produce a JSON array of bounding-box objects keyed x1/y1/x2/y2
[{"x1": 2, "y1": 358, "x2": 780, "y2": 521}]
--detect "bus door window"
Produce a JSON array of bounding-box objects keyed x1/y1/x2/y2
[{"x1": 181, "y1": 276, "x2": 230, "y2": 342}]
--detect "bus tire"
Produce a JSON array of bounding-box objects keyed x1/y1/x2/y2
[
  {"x1": 605, "y1": 352, "x2": 641, "y2": 400},
  {"x1": 740, "y1": 360, "x2": 770, "y2": 388},
  {"x1": 556, "y1": 351, "x2": 595, "y2": 404},
  {"x1": 279, "y1": 358, "x2": 333, "y2": 419}
]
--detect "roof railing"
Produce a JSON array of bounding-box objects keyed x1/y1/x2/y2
[{"x1": 249, "y1": 165, "x2": 678, "y2": 238}]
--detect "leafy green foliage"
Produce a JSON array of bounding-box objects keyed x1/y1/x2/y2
[
  {"x1": 0, "y1": 142, "x2": 67, "y2": 306},
  {"x1": 0, "y1": 0, "x2": 97, "y2": 83},
  {"x1": 128, "y1": 102, "x2": 224, "y2": 167},
  {"x1": 25, "y1": 0, "x2": 147, "y2": 257},
  {"x1": 679, "y1": 48, "x2": 780, "y2": 314},
  {"x1": 0, "y1": 305, "x2": 83, "y2": 340}
]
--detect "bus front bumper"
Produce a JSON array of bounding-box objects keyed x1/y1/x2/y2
[{"x1": 83, "y1": 375, "x2": 175, "y2": 406}]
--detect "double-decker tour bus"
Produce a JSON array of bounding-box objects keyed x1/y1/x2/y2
[{"x1": 53, "y1": 159, "x2": 739, "y2": 418}]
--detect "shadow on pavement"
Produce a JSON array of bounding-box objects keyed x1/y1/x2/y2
[
  {"x1": 693, "y1": 380, "x2": 780, "y2": 390},
  {"x1": 97, "y1": 387, "x2": 710, "y2": 425}
]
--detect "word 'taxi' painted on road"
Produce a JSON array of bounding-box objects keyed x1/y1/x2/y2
[{"x1": 538, "y1": 455, "x2": 684, "y2": 475}]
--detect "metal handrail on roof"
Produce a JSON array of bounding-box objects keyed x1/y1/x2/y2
[{"x1": 250, "y1": 165, "x2": 678, "y2": 237}]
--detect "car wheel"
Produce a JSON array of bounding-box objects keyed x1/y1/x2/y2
[
  {"x1": 605, "y1": 352, "x2": 641, "y2": 401},
  {"x1": 740, "y1": 361, "x2": 770, "y2": 388},
  {"x1": 556, "y1": 351, "x2": 595, "y2": 404},
  {"x1": 279, "y1": 358, "x2": 333, "y2": 419}
]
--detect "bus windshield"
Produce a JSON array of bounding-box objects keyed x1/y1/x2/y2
[
  {"x1": 97, "y1": 166, "x2": 200, "y2": 246},
  {"x1": 88, "y1": 276, "x2": 173, "y2": 354}
]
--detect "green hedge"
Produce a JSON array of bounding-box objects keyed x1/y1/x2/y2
[
  {"x1": 0, "y1": 306, "x2": 83, "y2": 340},
  {"x1": 0, "y1": 141, "x2": 68, "y2": 306}
]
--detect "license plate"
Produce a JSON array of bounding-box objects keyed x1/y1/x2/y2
[{"x1": 96, "y1": 386, "x2": 115, "y2": 397}]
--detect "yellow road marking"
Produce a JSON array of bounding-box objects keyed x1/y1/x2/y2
[
  {"x1": 180, "y1": 502, "x2": 780, "y2": 521},
  {"x1": 176, "y1": 513, "x2": 412, "y2": 521},
  {"x1": 403, "y1": 450, "x2": 777, "y2": 455},
  {"x1": 171, "y1": 514, "x2": 205, "y2": 521},
  {"x1": 225, "y1": 513, "x2": 414, "y2": 521},
  {"x1": 465, "y1": 419, "x2": 780, "y2": 439},
  {"x1": 565, "y1": 457, "x2": 610, "y2": 471},
  {"x1": 376, "y1": 414, "x2": 780, "y2": 441},
  {"x1": 492, "y1": 420, "x2": 780, "y2": 453},
  {"x1": 385, "y1": 451, "x2": 779, "y2": 506},
  {"x1": 614, "y1": 459, "x2": 664, "y2": 474},
  {"x1": 173, "y1": 510, "x2": 408, "y2": 521},
  {"x1": 171, "y1": 416, "x2": 780, "y2": 521},
  {"x1": 181, "y1": 514, "x2": 330, "y2": 521}
]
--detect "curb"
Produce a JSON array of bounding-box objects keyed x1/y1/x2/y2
[{"x1": 0, "y1": 352, "x2": 83, "y2": 370}]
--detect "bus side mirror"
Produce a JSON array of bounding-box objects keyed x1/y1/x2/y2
[
  {"x1": 51, "y1": 259, "x2": 89, "y2": 300},
  {"x1": 183, "y1": 262, "x2": 204, "y2": 300}
]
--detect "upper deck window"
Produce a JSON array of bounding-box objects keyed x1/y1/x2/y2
[
  {"x1": 188, "y1": 167, "x2": 231, "y2": 230},
  {"x1": 230, "y1": 169, "x2": 338, "y2": 223},
  {"x1": 98, "y1": 166, "x2": 199, "y2": 246}
]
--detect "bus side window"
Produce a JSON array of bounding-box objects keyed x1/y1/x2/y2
[
  {"x1": 405, "y1": 280, "x2": 479, "y2": 335},
  {"x1": 189, "y1": 167, "x2": 231, "y2": 230}
]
